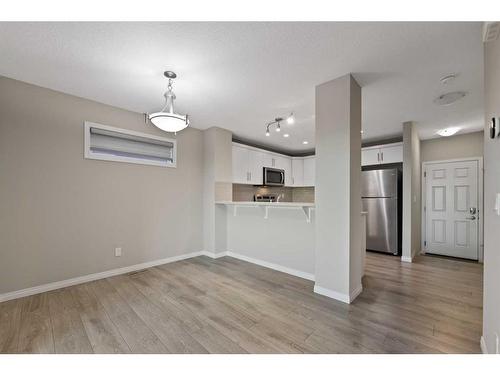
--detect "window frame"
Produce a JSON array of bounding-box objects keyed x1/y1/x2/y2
[{"x1": 84, "y1": 121, "x2": 177, "y2": 168}]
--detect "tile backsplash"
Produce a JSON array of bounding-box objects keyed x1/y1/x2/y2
[
  {"x1": 291, "y1": 187, "x2": 315, "y2": 203},
  {"x1": 232, "y1": 184, "x2": 314, "y2": 203}
]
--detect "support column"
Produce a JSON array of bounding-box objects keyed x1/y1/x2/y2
[
  {"x1": 314, "y1": 74, "x2": 363, "y2": 303},
  {"x1": 402, "y1": 121, "x2": 421, "y2": 263},
  {"x1": 202, "y1": 127, "x2": 232, "y2": 256}
]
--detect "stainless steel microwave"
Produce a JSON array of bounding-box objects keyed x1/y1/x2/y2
[{"x1": 263, "y1": 167, "x2": 285, "y2": 186}]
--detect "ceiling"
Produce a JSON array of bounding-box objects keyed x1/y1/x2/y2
[{"x1": 0, "y1": 22, "x2": 484, "y2": 154}]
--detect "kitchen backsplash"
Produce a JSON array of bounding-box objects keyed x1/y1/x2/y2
[
  {"x1": 232, "y1": 184, "x2": 314, "y2": 203},
  {"x1": 291, "y1": 187, "x2": 315, "y2": 203}
]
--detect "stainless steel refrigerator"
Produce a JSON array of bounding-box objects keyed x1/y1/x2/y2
[{"x1": 361, "y1": 168, "x2": 401, "y2": 255}]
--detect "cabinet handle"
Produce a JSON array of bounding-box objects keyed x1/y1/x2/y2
[
  {"x1": 381, "y1": 152, "x2": 384, "y2": 162},
  {"x1": 377, "y1": 152, "x2": 380, "y2": 162},
  {"x1": 249, "y1": 172, "x2": 251, "y2": 181}
]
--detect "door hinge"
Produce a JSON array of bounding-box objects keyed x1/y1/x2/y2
[
  {"x1": 424, "y1": 171, "x2": 427, "y2": 178},
  {"x1": 424, "y1": 240, "x2": 427, "y2": 247}
]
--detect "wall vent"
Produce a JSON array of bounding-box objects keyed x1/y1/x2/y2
[{"x1": 483, "y1": 22, "x2": 500, "y2": 43}]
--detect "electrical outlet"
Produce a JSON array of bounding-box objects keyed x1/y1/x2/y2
[{"x1": 115, "y1": 247, "x2": 122, "y2": 257}]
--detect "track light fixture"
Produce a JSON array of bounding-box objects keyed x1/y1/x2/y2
[{"x1": 265, "y1": 113, "x2": 294, "y2": 137}]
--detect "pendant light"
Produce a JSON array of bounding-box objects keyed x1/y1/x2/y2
[{"x1": 148, "y1": 71, "x2": 189, "y2": 133}]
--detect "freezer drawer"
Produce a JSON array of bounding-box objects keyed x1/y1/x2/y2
[{"x1": 362, "y1": 197, "x2": 398, "y2": 254}]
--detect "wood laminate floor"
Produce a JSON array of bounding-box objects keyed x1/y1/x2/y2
[{"x1": 0, "y1": 252, "x2": 483, "y2": 354}]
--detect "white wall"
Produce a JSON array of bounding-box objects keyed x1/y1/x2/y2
[
  {"x1": 0, "y1": 76, "x2": 204, "y2": 295},
  {"x1": 482, "y1": 34, "x2": 500, "y2": 354},
  {"x1": 421, "y1": 131, "x2": 483, "y2": 162},
  {"x1": 402, "y1": 121, "x2": 421, "y2": 261},
  {"x1": 314, "y1": 74, "x2": 362, "y2": 302},
  {"x1": 226, "y1": 208, "x2": 315, "y2": 277}
]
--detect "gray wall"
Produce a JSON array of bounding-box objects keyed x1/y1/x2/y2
[
  {"x1": 0, "y1": 76, "x2": 204, "y2": 294},
  {"x1": 483, "y1": 35, "x2": 500, "y2": 354},
  {"x1": 402, "y1": 122, "x2": 421, "y2": 261},
  {"x1": 421, "y1": 131, "x2": 484, "y2": 162}
]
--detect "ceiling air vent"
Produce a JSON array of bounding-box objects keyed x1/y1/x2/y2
[{"x1": 483, "y1": 22, "x2": 500, "y2": 43}]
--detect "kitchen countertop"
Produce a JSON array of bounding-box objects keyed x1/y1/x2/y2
[{"x1": 215, "y1": 201, "x2": 315, "y2": 207}]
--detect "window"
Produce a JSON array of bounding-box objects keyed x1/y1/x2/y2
[{"x1": 84, "y1": 121, "x2": 177, "y2": 168}]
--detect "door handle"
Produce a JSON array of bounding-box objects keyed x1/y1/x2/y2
[{"x1": 466, "y1": 215, "x2": 476, "y2": 220}]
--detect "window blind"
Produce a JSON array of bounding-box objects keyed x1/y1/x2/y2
[{"x1": 89, "y1": 126, "x2": 174, "y2": 163}]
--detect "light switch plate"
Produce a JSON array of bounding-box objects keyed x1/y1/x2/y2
[
  {"x1": 495, "y1": 194, "x2": 500, "y2": 216},
  {"x1": 115, "y1": 247, "x2": 122, "y2": 257}
]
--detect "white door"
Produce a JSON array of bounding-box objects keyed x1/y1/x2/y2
[
  {"x1": 232, "y1": 145, "x2": 249, "y2": 184},
  {"x1": 379, "y1": 144, "x2": 403, "y2": 164},
  {"x1": 424, "y1": 160, "x2": 479, "y2": 260},
  {"x1": 362, "y1": 148, "x2": 380, "y2": 166}
]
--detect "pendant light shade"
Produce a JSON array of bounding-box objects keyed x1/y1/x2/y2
[
  {"x1": 149, "y1": 112, "x2": 189, "y2": 133},
  {"x1": 149, "y1": 71, "x2": 189, "y2": 133}
]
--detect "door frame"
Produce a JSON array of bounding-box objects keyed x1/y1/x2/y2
[{"x1": 421, "y1": 157, "x2": 484, "y2": 262}]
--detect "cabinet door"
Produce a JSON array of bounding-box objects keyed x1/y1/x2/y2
[
  {"x1": 232, "y1": 145, "x2": 249, "y2": 184},
  {"x1": 274, "y1": 155, "x2": 292, "y2": 186},
  {"x1": 361, "y1": 148, "x2": 380, "y2": 166},
  {"x1": 379, "y1": 144, "x2": 403, "y2": 164},
  {"x1": 291, "y1": 158, "x2": 304, "y2": 186},
  {"x1": 248, "y1": 149, "x2": 269, "y2": 185},
  {"x1": 303, "y1": 157, "x2": 316, "y2": 186}
]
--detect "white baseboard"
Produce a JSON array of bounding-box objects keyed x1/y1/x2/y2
[
  {"x1": 350, "y1": 284, "x2": 363, "y2": 302},
  {"x1": 200, "y1": 250, "x2": 228, "y2": 259},
  {"x1": 480, "y1": 336, "x2": 488, "y2": 354},
  {"x1": 0, "y1": 251, "x2": 204, "y2": 303},
  {"x1": 313, "y1": 285, "x2": 350, "y2": 303},
  {"x1": 226, "y1": 251, "x2": 315, "y2": 281},
  {"x1": 401, "y1": 255, "x2": 413, "y2": 263},
  {"x1": 0, "y1": 250, "x2": 316, "y2": 303}
]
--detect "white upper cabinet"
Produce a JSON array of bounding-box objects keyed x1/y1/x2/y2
[
  {"x1": 232, "y1": 143, "x2": 293, "y2": 185},
  {"x1": 274, "y1": 155, "x2": 292, "y2": 186},
  {"x1": 291, "y1": 158, "x2": 304, "y2": 186},
  {"x1": 379, "y1": 144, "x2": 403, "y2": 164},
  {"x1": 232, "y1": 145, "x2": 250, "y2": 184},
  {"x1": 248, "y1": 149, "x2": 270, "y2": 184},
  {"x1": 361, "y1": 148, "x2": 381, "y2": 166},
  {"x1": 361, "y1": 143, "x2": 403, "y2": 166},
  {"x1": 303, "y1": 157, "x2": 316, "y2": 186}
]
